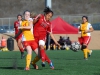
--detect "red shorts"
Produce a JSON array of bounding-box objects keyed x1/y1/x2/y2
[
  {"x1": 78, "y1": 36, "x2": 91, "y2": 45},
  {"x1": 22, "y1": 40, "x2": 38, "y2": 50},
  {"x1": 34, "y1": 35, "x2": 46, "y2": 44},
  {"x1": 15, "y1": 34, "x2": 22, "y2": 41}
]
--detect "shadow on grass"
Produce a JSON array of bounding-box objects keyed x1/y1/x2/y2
[
  {"x1": 93, "y1": 73, "x2": 100, "y2": 75},
  {"x1": 0, "y1": 67, "x2": 24, "y2": 70},
  {"x1": 0, "y1": 58, "x2": 20, "y2": 59},
  {"x1": 54, "y1": 58, "x2": 82, "y2": 60}
]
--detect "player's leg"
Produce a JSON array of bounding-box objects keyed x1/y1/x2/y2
[
  {"x1": 78, "y1": 37, "x2": 87, "y2": 59},
  {"x1": 31, "y1": 41, "x2": 40, "y2": 69},
  {"x1": 82, "y1": 36, "x2": 92, "y2": 60},
  {"x1": 39, "y1": 40, "x2": 54, "y2": 69},
  {"x1": 39, "y1": 40, "x2": 46, "y2": 66},
  {"x1": 84, "y1": 36, "x2": 92, "y2": 57},
  {"x1": 23, "y1": 41, "x2": 32, "y2": 70},
  {"x1": 17, "y1": 38, "x2": 25, "y2": 59},
  {"x1": 25, "y1": 46, "x2": 32, "y2": 70}
]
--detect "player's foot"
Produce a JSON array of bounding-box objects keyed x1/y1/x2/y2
[
  {"x1": 32, "y1": 64, "x2": 38, "y2": 70},
  {"x1": 21, "y1": 52, "x2": 25, "y2": 59},
  {"x1": 24, "y1": 67, "x2": 30, "y2": 71},
  {"x1": 41, "y1": 62, "x2": 45, "y2": 67},
  {"x1": 49, "y1": 61, "x2": 54, "y2": 69},
  {"x1": 84, "y1": 58, "x2": 88, "y2": 60},
  {"x1": 88, "y1": 50, "x2": 92, "y2": 57}
]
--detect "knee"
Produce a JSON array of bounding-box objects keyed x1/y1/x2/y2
[
  {"x1": 81, "y1": 44, "x2": 87, "y2": 50},
  {"x1": 39, "y1": 40, "x2": 45, "y2": 50}
]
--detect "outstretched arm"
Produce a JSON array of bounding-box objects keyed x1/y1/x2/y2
[
  {"x1": 15, "y1": 29, "x2": 22, "y2": 38},
  {"x1": 49, "y1": 33, "x2": 60, "y2": 46}
]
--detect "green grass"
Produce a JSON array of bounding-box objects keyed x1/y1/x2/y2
[{"x1": 0, "y1": 50, "x2": 100, "y2": 75}]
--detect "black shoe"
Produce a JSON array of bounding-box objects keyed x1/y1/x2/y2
[
  {"x1": 21, "y1": 52, "x2": 25, "y2": 59},
  {"x1": 41, "y1": 62, "x2": 45, "y2": 67}
]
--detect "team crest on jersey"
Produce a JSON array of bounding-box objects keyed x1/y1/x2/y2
[{"x1": 41, "y1": 22, "x2": 49, "y2": 28}]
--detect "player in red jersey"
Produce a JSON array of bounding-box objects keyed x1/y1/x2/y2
[
  {"x1": 14, "y1": 14, "x2": 25, "y2": 59},
  {"x1": 31, "y1": 7, "x2": 60, "y2": 69}
]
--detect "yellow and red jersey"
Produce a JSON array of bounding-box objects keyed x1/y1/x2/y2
[
  {"x1": 21, "y1": 19, "x2": 34, "y2": 41},
  {"x1": 79, "y1": 22, "x2": 92, "y2": 37}
]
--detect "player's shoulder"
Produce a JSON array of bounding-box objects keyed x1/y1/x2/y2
[
  {"x1": 88, "y1": 22, "x2": 91, "y2": 25},
  {"x1": 87, "y1": 22, "x2": 92, "y2": 26},
  {"x1": 28, "y1": 18, "x2": 33, "y2": 21},
  {"x1": 14, "y1": 21, "x2": 18, "y2": 23}
]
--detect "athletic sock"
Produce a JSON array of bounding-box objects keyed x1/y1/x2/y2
[
  {"x1": 26, "y1": 54, "x2": 31, "y2": 68},
  {"x1": 86, "y1": 49, "x2": 90, "y2": 53},
  {"x1": 83, "y1": 49, "x2": 88, "y2": 59},
  {"x1": 40, "y1": 49, "x2": 45, "y2": 62},
  {"x1": 45, "y1": 54, "x2": 51, "y2": 64},
  {"x1": 31, "y1": 56, "x2": 40, "y2": 65}
]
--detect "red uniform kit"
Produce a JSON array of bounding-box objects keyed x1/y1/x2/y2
[
  {"x1": 34, "y1": 14, "x2": 51, "y2": 43},
  {"x1": 14, "y1": 21, "x2": 22, "y2": 41}
]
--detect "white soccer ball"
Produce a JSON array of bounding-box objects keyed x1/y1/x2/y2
[{"x1": 70, "y1": 42, "x2": 81, "y2": 52}]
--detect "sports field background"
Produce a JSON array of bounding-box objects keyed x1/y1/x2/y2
[
  {"x1": 0, "y1": 31, "x2": 100, "y2": 50},
  {"x1": 0, "y1": 50, "x2": 100, "y2": 75}
]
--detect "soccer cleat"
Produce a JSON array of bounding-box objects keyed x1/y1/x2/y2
[
  {"x1": 32, "y1": 64, "x2": 38, "y2": 70},
  {"x1": 21, "y1": 52, "x2": 25, "y2": 59},
  {"x1": 24, "y1": 67, "x2": 30, "y2": 71},
  {"x1": 49, "y1": 61, "x2": 54, "y2": 69},
  {"x1": 84, "y1": 58, "x2": 88, "y2": 60},
  {"x1": 41, "y1": 62, "x2": 45, "y2": 67},
  {"x1": 88, "y1": 50, "x2": 92, "y2": 57}
]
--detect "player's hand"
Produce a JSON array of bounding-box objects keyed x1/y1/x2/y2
[
  {"x1": 18, "y1": 27, "x2": 23, "y2": 29},
  {"x1": 84, "y1": 30, "x2": 89, "y2": 34},
  {"x1": 55, "y1": 42, "x2": 60, "y2": 47},
  {"x1": 35, "y1": 14, "x2": 41, "y2": 20}
]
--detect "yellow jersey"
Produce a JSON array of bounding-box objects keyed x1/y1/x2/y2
[
  {"x1": 21, "y1": 20, "x2": 34, "y2": 41},
  {"x1": 79, "y1": 22, "x2": 92, "y2": 37}
]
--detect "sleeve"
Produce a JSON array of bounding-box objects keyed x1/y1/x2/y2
[
  {"x1": 89, "y1": 23, "x2": 92, "y2": 28},
  {"x1": 14, "y1": 22, "x2": 16, "y2": 28}
]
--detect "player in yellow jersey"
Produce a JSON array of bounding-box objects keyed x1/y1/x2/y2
[
  {"x1": 18, "y1": 10, "x2": 39, "y2": 70},
  {"x1": 78, "y1": 16, "x2": 94, "y2": 60}
]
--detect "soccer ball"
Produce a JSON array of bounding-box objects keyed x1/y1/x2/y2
[{"x1": 70, "y1": 42, "x2": 81, "y2": 52}]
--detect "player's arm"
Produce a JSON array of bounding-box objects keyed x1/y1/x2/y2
[
  {"x1": 33, "y1": 14, "x2": 41, "y2": 24},
  {"x1": 18, "y1": 21, "x2": 33, "y2": 29},
  {"x1": 14, "y1": 22, "x2": 16, "y2": 32},
  {"x1": 14, "y1": 29, "x2": 22, "y2": 38},
  {"x1": 49, "y1": 33, "x2": 60, "y2": 46},
  {"x1": 85, "y1": 24, "x2": 94, "y2": 33}
]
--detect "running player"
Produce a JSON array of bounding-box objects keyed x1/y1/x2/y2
[
  {"x1": 14, "y1": 14, "x2": 25, "y2": 59},
  {"x1": 78, "y1": 16, "x2": 94, "y2": 60},
  {"x1": 31, "y1": 7, "x2": 60, "y2": 69},
  {"x1": 18, "y1": 10, "x2": 39, "y2": 70}
]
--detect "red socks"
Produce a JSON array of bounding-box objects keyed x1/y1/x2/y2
[
  {"x1": 19, "y1": 48, "x2": 24, "y2": 52},
  {"x1": 40, "y1": 49, "x2": 51, "y2": 64}
]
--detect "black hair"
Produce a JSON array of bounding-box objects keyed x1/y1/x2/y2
[
  {"x1": 23, "y1": 10, "x2": 30, "y2": 15},
  {"x1": 82, "y1": 16, "x2": 88, "y2": 22},
  {"x1": 17, "y1": 14, "x2": 22, "y2": 18},
  {"x1": 43, "y1": 7, "x2": 53, "y2": 16}
]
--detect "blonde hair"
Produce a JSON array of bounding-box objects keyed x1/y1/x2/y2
[{"x1": 30, "y1": 12, "x2": 37, "y2": 18}]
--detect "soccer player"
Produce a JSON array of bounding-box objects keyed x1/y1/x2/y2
[
  {"x1": 14, "y1": 14, "x2": 25, "y2": 59},
  {"x1": 78, "y1": 16, "x2": 94, "y2": 60},
  {"x1": 31, "y1": 7, "x2": 60, "y2": 69},
  {"x1": 18, "y1": 10, "x2": 39, "y2": 70}
]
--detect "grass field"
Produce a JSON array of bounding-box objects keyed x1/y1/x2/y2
[{"x1": 0, "y1": 50, "x2": 100, "y2": 75}]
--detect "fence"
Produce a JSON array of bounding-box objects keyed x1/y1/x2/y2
[{"x1": 0, "y1": 14, "x2": 100, "y2": 32}]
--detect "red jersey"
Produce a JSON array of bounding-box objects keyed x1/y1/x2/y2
[
  {"x1": 34, "y1": 14, "x2": 51, "y2": 37},
  {"x1": 14, "y1": 20, "x2": 22, "y2": 40},
  {"x1": 14, "y1": 21, "x2": 21, "y2": 34}
]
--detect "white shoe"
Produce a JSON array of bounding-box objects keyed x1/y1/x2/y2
[{"x1": 89, "y1": 50, "x2": 92, "y2": 57}]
